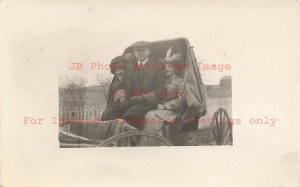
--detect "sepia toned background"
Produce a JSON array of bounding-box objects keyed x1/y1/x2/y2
[{"x1": 0, "y1": 0, "x2": 299, "y2": 186}]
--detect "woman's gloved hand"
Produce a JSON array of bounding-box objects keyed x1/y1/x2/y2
[{"x1": 129, "y1": 96, "x2": 146, "y2": 105}]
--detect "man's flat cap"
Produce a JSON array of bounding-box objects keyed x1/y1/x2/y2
[{"x1": 130, "y1": 41, "x2": 151, "y2": 49}]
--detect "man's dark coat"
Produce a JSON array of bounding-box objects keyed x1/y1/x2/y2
[{"x1": 121, "y1": 59, "x2": 164, "y2": 128}]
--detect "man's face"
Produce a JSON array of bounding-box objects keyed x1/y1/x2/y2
[
  {"x1": 133, "y1": 47, "x2": 150, "y2": 61},
  {"x1": 115, "y1": 68, "x2": 124, "y2": 81}
]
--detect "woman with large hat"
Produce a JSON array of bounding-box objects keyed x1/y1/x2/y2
[
  {"x1": 101, "y1": 56, "x2": 128, "y2": 121},
  {"x1": 138, "y1": 53, "x2": 187, "y2": 146}
]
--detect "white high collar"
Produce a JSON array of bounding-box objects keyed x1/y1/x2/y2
[{"x1": 138, "y1": 58, "x2": 148, "y2": 66}]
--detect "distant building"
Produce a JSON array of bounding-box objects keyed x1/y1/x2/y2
[
  {"x1": 220, "y1": 76, "x2": 232, "y2": 89},
  {"x1": 205, "y1": 76, "x2": 232, "y2": 98}
]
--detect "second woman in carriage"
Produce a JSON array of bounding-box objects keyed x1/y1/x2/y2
[{"x1": 138, "y1": 55, "x2": 186, "y2": 146}]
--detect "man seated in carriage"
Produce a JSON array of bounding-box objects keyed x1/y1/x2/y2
[{"x1": 120, "y1": 41, "x2": 165, "y2": 130}]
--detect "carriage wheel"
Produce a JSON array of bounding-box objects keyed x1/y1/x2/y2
[
  {"x1": 211, "y1": 108, "x2": 233, "y2": 145},
  {"x1": 99, "y1": 130, "x2": 173, "y2": 147}
]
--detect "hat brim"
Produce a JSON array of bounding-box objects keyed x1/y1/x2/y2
[{"x1": 158, "y1": 58, "x2": 170, "y2": 64}]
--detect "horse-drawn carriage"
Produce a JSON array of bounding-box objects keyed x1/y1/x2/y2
[{"x1": 59, "y1": 38, "x2": 232, "y2": 147}]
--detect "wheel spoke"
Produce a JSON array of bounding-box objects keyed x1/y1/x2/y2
[
  {"x1": 211, "y1": 108, "x2": 233, "y2": 145},
  {"x1": 220, "y1": 112, "x2": 224, "y2": 141}
]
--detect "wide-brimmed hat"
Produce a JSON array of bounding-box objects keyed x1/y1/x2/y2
[
  {"x1": 159, "y1": 53, "x2": 185, "y2": 73},
  {"x1": 110, "y1": 56, "x2": 125, "y2": 74},
  {"x1": 159, "y1": 53, "x2": 184, "y2": 64}
]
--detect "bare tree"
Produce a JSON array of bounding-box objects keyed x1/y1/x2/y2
[
  {"x1": 63, "y1": 77, "x2": 88, "y2": 119},
  {"x1": 96, "y1": 74, "x2": 113, "y2": 100}
]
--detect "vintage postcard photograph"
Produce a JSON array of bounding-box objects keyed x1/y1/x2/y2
[
  {"x1": 58, "y1": 38, "x2": 233, "y2": 147},
  {"x1": 1, "y1": 0, "x2": 299, "y2": 186}
]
